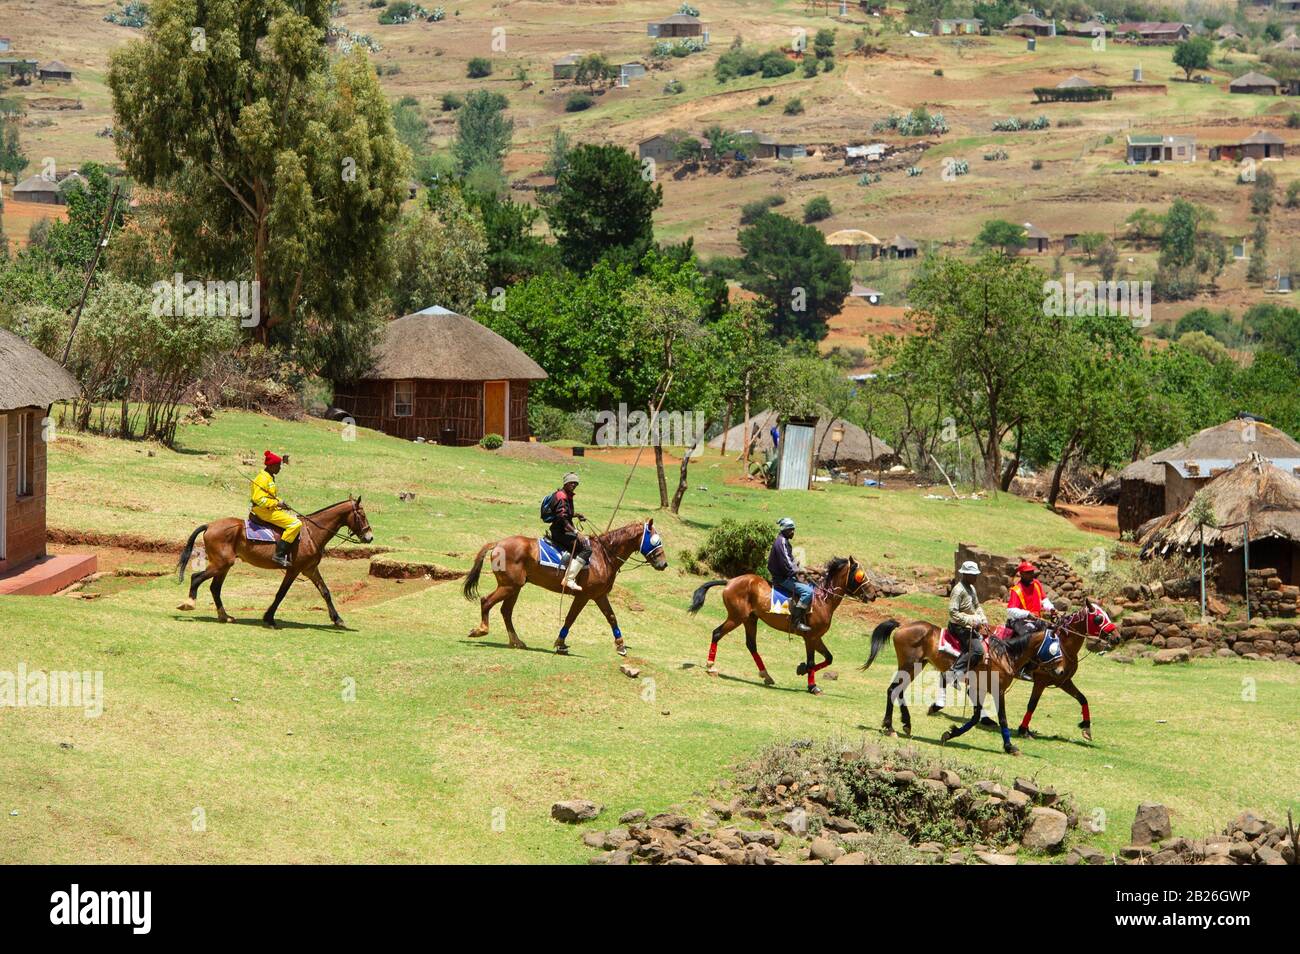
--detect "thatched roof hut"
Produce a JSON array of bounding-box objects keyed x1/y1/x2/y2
[
  {"x1": 1118, "y1": 417, "x2": 1300, "y2": 533},
  {"x1": 0, "y1": 329, "x2": 80, "y2": 411},
  {"x1": 1140, "y1": 455, "x2": 1300, "y2": 590},
  {"x1": 825, "y1": 229, "x2": 881, "y2": 261},
  {"x1": 708, "y1": 409, "x2": 895, "y2": 469},
  {"x1": 331, "y1": 306, "x2": 547, "y2": 444}
]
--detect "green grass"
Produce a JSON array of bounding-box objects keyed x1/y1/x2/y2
[{"x1": 3, "y1": 410, "x2": 1297, "y2": 862}]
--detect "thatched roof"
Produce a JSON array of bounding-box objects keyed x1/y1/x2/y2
[
  {"x1": 362, "y1": 306, "x2": 547, "y2": 382},
  {"x1": 1121, "y1": 418, "x2": 1300, "y2": 485},
  {"x1": 1231, "y1": 71, "x2": 1279, "y2": 89},
  {"x1": 0, "y1": 329, "x2": 80, "y2": 410},
  {"x1": 708, "y1": 409, "x2": 895, "y2": 468},
  {"x1": 1140, "y1": 455, "x2": 1300, "y2": 551},
  {"x1": 1056, "y1": 75, "x2": 1094, "y2": 89},
  {"x1": 826, "y1": 229, "x2": 881, "y2": 247},
  {"x1": 1243, "y1": 130, "x2": 1286, "y2": 145},
  {"x1": 1023, "y1": 222, "x2": 1050, "y2": 239}
]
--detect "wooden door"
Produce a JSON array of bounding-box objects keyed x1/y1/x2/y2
[{"x1": 483, "y1": 381, "x2": 508, "y2": 439}]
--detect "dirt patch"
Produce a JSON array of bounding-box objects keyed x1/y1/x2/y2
[
  {"x1": 48, "y1": 527, "x2": 389, "y2": 560},
  {"x1": 1054, "y1": 504, "x2": 1119, "y2": 539},
  {"x1": 28, "y1": 97, "x2": 82, "y2": 110},
  {"x1": 487, "y1": 441, "x2": 576, "y2": 464},
  {"x1": 368, "y1": 555, "x2": 462, "y2": 580}
]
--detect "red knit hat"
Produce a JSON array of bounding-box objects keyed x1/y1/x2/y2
[{"x1": 264, "y1": 450, "x2": 283, "y2": 467}]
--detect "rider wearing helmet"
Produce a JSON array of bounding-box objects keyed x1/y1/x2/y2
[
  {"x1": 769, "y1": 517, "x2": 814, "y2": 633},
  {"x1": 550, "y1": 472, "x2": 591, "y2": 593}
]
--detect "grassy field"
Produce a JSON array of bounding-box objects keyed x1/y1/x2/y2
[{"x1": 2, "y1": 410, "x2": 1297, "y2": 863}]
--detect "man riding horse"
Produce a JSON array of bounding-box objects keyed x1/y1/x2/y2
[
  {"x1": 547, "y1": 472, "x2": 591, "y2": 593},
  {"x1": 769, "y1": 517, "x2": 814, "y2": 633},
  {"x1": 947, "y1": 560, "x2": 988, "y2": 683},
  {"x1": 251, "y1": 450, "x2": 303, "y2": 568}
]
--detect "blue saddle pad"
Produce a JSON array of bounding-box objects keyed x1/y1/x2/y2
[
  {"x1": 769, "y1": 587, "x2": 792, "y2": 615},
  {"x1": 1036, "y1": 632, "x2": 1063, "y2": 664},
  {"x1": 245, "y1": 519, "x2": 277, "y2": 543},
  {"x1": 538, "y1": 537, "x2": 568, "y2": 570}
]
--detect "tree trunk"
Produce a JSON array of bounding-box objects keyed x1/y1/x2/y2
[
  {"x1": 671, "y1": 438, "x2": 701, "y2": 514},
  {"x1": 1047, "y1": 433, "x2": 1080, "y2": 509},
  {"x1": 1000, "y1": 425, "x2": 1023, "y2": 491},
  {"x1": 720, "y1": 398, "x2": 733, "y2": 455},
  {"x1": 653, "y1": 441, "x2": 669, "y2": 508},
  {"x1": 741, "y1": 372, "x2": 752, "y2": 463}
]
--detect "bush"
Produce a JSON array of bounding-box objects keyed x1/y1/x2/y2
[
  {"x1": 784, "y1": 97, "x2": 805, "y2": 115},
  {"x1": 1289, "y1": 113, "x2": 1300, "y2": 129},
  {"x1": 694, "y1": 518, "x2": 775, "y2": 578},
  {"x1": 757, "y1": 94, "x2": 775, "y2": 106},
  {"x1": 740, "y1": 194, "x2": 784, "y2": 224},
  {"x1": 802, "y1": 57, "x2": 819, "y2": 78},
  {"x1": 467, "y1": 57, "x2": 492, "y2": 78},
  {"x1": 564, "y1": 92, "x2": 594, "y2": 112},
  {"x1": 664, "y1": 78, "x2": 685, "y2": 94},
  {"x1": 803, "y1": 195, "x2": 832, "y2": 222},
  {"x1": 528, "y1": 405, "x2": 594, "y2": 442},
  {"x1": 440, "y1": 92, "x2": 463, "y2": 111},
  {"x1": 479, "y1": 432, "x2": 504, "y2": 450}
]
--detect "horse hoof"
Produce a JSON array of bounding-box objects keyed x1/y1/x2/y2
[
  {"x1": 467, "y1": 628, "x2": 487, "y2": 638},
  {"x1": 553, "y1": 643, "x2": 569, "y2": 656},
  {"x1": 795, "y1": 662, "x2": 808, "y2": 676},
  {"x1": 177, "y1": 600, "x2": 195, "y2": 612},
  {"x1": 1081, "y1": 728, "x2": 1093, "y2": 742},
  {"x1": 939, "y1": 730, "x2": 952, "y2": 745},
  {"x1": 615, "y1": 641, "x2": 628, "y2": 657},
  {"x1": 1017, "y1": 727, "x2": 1037, "y2": 739},
  {"x1": 706, "y1": 665, "x2": 718, "y2": 676},
  {"x1": 883, "y1": 727, "x2": 897, "y2": 737},
  {"x1": 217, "y1": 614, "x2": 230, "y2": 624},
  {"x1": 333, "y1": 619, "x2": 346, "y2": 629},
  {"x1": 902, "y1": 726, "x2": 912, "y2": 738},
  {"x1": 926, "y1": 704, "x2": 943, "y2": 716},
  {"x1": 759, "y1": 671, "x2": 775, "y2": 686},
  {"x1": 1005, "y1": 746, "x2": 1021, "y2": 757},
  {"x1": 807, "y1": 685, "x2": 823, "y2": 696}
]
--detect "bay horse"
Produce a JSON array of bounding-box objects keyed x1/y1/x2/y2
[
  {"x1": 462, "y1": 520, "x2": 667, "y2": 655},
  {"x1": 1016, "y1": 598, "x2": 1119, "y2": 741},
  {"x1": 176, "y1": 497, "x2": 373, "y2": 628},
  {"x1": 687, "y1": 556, "x2": 869, "y2": 694}
]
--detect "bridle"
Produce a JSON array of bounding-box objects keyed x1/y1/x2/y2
[
  {"x1": 578, "y1": 518, "x2": 664, "y2": 571},
  {"x1": 815, "y1": 559, "x2": 869, "y2": 602},
  {"x1": 297, "y1": 497, "x2": 371, "y2": 548},
  {"x1": 1050, "y1": 601, "x2": 1118, "y2": 661}
]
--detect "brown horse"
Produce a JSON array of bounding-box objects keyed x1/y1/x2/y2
[
  {"x1": 687, "y1": 557, "x2": 869, "y2": 694},
  {"x1": 462, "y1": 520, "x2": 667, "y2": 654},
  {"x1": 861, "y1": 616, "x2": 962, "y2": 739},
  {"x1": 1016, "y1": 598, "x2": 1119, "y2": 741},
  {"x1": 176, "y1": 498, "x2": 374, "y2": 628}
]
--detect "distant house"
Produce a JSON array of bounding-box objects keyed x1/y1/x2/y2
[
  {"x1": 331, "y1": 306, "x2": 547, "y2": 444},
  {"x1": 826, "y1": 230, "x2": 882, "y2": 262},
  {"x1": 1277, "y1": 0, "x2": 1300, "y2": 12},
  {"x1": 845, "y1": 143, "x2": 886, "y2": 163},
  {"x1": 0, "y1": 58, "x2": 38, "y2": 80},
  {"x1": 552, "y1": 53, "x2": 581, "y2": 80},
  {"x1": 1126, "y1": 133, "x2": 1197, "y2": 163},
  {"x1": 1021, "y1": 223, "x2": 1050, "y2": 254},
  {"x1": 11, "y1": 172, "x2": 84, "y2": 205},
  {"x1": 647, "y1": 13, "x2": 707, "y2": 40},
  {"x1": 0, "y1": 330, "x2": 84, "y2": 582},
  {"x1": 1209, "y1": 130, "x2": 1286, "y2": 161},
  {"x1": 1230, "y1": 71, "x2": 1280, "y2": 95},
  {"x1": 1005, "y1": 14, "x2": 1055, "y2": 37},
  {"x1": 1114, "y1": 22, "x2": 1191, "y2": 43},
  {"x1": 1217, "y1": 24, "x2": 1244, "y2": 41},
  {"x1": 638, "y1": 132, "x2": 683, "y2": 165},
  {"x1": 619, "y1": 62, "x2": 647, "y2": 84},
  {"x1": 1056, "y1": 75, "x2": 1096, "y2": 89},
  {"x1": 727, "y1": 131, "x2": 806, "y2": 161},
  {"x1": 38, "y1": 60, "x2": 73, "y2": 82},
  {"x1": 883, "y1": 235, "x2": 919, "y2": 259},
  {"x1": 850, "y1": 283, "x2": 883, "y2": 304},
  {"x1": 931, "y1": 18, "x2": 982, "y2": 36},
  {"x1": 1063, "y1": 20, "x2": 1108, "y2": 37},
  {"x1": 1273, "y1": 34, "x2": 1300, "y2": 53}
]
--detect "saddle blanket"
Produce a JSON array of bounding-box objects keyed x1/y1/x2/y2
[
  {"x1": 1035, "y1": 632, "x2": 1063, "y2": 665},
  {"x1": 245, "y1": 519, "x2": 279, "y2": 543},
  {"x1": 769, "y1": 586, "x2": 792, "y2": 615},
  {"x1": 939, "y1": 628, "x2": 1007, "y2": 657},
  {"x1": 538, "y1": 536, "x2": 571, "y2": 571}
]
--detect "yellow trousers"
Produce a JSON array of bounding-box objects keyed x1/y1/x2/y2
[{"x1": 253, "y1": 507, "x2": 303, "y2": 543}]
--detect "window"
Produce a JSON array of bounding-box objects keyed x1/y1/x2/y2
[
  {"x1": 17, "y1": 412, "x2": 32, "y2": 497},
  {"x1": 393, "y1": 381, "x2": 414, "y2": 418}
]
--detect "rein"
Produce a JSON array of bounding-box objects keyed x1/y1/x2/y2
[{"x1": 295, "y1": 500, "x2": 368, "y2": 549}]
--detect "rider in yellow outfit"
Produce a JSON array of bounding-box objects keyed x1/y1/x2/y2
[{"x1": 251, "y1": 450, "x2": 302, "y2": 568}]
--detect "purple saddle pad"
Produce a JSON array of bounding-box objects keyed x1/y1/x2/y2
[{"x1": 245, "y1": 519, "x2": 278, "y2": 543}]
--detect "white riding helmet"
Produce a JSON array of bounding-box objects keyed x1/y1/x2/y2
[{"x1": 958, "y1": 560, "x2": 981, "y2": 576}]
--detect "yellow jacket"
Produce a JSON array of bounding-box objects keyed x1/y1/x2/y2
[{"x1": 250, "y1": 470, "x2": 284, "y2": 513}]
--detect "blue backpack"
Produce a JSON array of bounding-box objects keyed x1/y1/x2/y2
[{"x1": 540, "y1": 492, "x2": 558, "y2": 523}]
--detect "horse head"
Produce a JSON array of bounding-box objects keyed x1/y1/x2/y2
[
  {"x1": 639, "y1": 519, "x2": 667, "y2": 570},
  {"x1": 348, "y1": 495, "x2": 374, "y2": 544},
  {"x1": 1083, "y1": 596, "x2": 1119, "y2": 647}
]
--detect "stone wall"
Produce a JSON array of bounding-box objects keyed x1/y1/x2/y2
[
  {"x1": 1246, "y1": 567, "x2": 1300, "y2": 619},
  {"x1": 953, "y1": 544, "x2": 1087, "y2": 607},
  {"x1": 1116, "y1": 604, "x2": 1300, "y2": 662}
]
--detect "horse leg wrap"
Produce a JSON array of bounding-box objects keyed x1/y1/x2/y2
[
  {"x1": 1001, "y1": 726, "x2": 1012, "y2": 748},
  {"x1": 1019, "y1": 709, "x2": 1034, "y2": 730},
  {"x1": 557, "y1": 625, "x2": 569, "y2": 643},
  {"x1": 707, "y1": 641, "x2": 719, "y2": 665},
  {"x1": 750, "y1": 650, "x2": 766, "y2": 671},
  {"x1": 1080, "y1": 704, "x2": 1091, "y2": 724},
  {"x1": 611, "y1": 625, "x2": 621, "y2": 641}
]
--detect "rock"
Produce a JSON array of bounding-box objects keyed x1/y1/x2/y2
[
  {"x1": 1131, "y1": 803, "x2": 1172, "y2": 846},
  {"x1": 1006, "y1": 790, "x2": 1032, "y2": 808},
  {"x1": 707, "y1": 799, "x2": 733, "y2": 820},
  {"x1": 589, "y1": 848, "x2": 631, "y2": 865},
  {"x1": 581, "y1": 831, "x2": 606, "y2": 848},
  {"x1": 619, "y1": 664, "x2": 641, "y2": 678},
  {"x1": 552, "y1": 799, "x2": 602, "y2": 823},
  {"x1": 939, "y1": 769, "x2": 962, "y2": 789},
  {"x1": 1152, "y1": 647, "x2": 1190, "y2": 665},
  {"x1": 618, "y1": 809, "x2": 646, "y2": 824},
  {"x1": 832, "y1": 851, "x2": 868, "y2": 865},
  {"x1": 648, "y1": 813, "x2": 692, "y2": 832},
  {"x1": 1231, "y1": 811, "x2": 1268, "y2": 837},
  {"x1": 1254, "y1": 845, "x2": 1286, "y2": 866},
  {"x1": 1021, "y1": 807, "x2": 1069, "y2": 852},
  {"x1": 824, "y1": 816, "x2": 861, "y2": 834},
  {"x1": 1013, "y1": 778, "x2": 1041, "y2": 801},
  {"x1": 975, "y1": 851, "x2": 1018, "y2": 865},
  {"x1": 809, "y1": 837, "x2": 843, "y2": 863}
]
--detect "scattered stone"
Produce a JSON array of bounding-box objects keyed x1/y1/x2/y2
[
  {"x1": 809, "y1": 837, "x2": 843, "y2": 863},
  {"x1": 1021, "y1": 807, "x2": 1069, "y2": 852},
  {"x1": 619, "y1": 664, "x2": 640, "y2": 678},
  {"x1": 1131, "y1": 803, "x2": 1172, "y2": 846},
  {"x1": 1152, "y1": 647, "x2": 1190, "y2": 665},
  {"x1": 618, "y1": 809, "x2": 646, "y2": 824},
  {"x1": 551, "y1": 799, "x2": 602, "y2": 823}
]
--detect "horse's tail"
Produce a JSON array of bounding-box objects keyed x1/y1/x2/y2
[
  {"x1": 861, "y1": 619, "x2": 900, "y2": 670},
  {"x1": 463, "y1": 543, "x2": 493, "y2": 601},
  {"x1": 177, "y1": 524, "x2": 208, "y2": 583},
  {"x1": 688, "y1": 580, "x2": 727, "y2": 614}
]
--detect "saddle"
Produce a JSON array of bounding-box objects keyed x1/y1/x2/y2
[
  {"x1": 537, "y1": 536, "x2": 571, "y2": 571},
  {"x1": 769, "y1": 586, "x2": 792, "y2": 616},
  {"x1": 245, "y1": 512, "x2": 281, "y2": 543}
]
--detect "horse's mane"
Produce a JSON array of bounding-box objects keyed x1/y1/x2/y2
[
  {"x1": 305, "y1": 498, "x2": 356, "y2": 517},
  {"x1": 822, "y1": 557, "x2": 849, "y2": 586},
  {"x1": 996, "y1": 628, "x2": 1034, "y2": 663}
]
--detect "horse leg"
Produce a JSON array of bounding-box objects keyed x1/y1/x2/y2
[
  {"x1": 743, "y1": 619, "x2": 773, "y2": 685},
  {"x1": 554, "y1": 596, "x2": 588, "y2": 655},
  {"x1": 500, "y1": 591, "x2": 526, "y2": 649},
  {"x1": 177, "y1": 568, "x2": 212, "y2": 611},
  {"x1": 1061, "y1": 678, "x2": 1092, "y2": 741},
  {"x1": 263, "y1": 570, "x2": 299, "y2": 628},
  {"x1": 998, "y1": 686, "x2": 1019, "y2": 755},
  {"x1": 706, "y1": 615, "x2": 741, "y2": 675},
  {"x1": 469, "y1": 584, "x2": 513, "y2": 638},
  {"x1": 941, "y1": 676, "x2": 982, "y2": 745},
  {"x1": 303, "y1": 566, "x2": 344, "y2": 628},
  {"x1": 797, "y1": 637, "x2": 832, "y2": 695},
  {"x1": 210, "y1": 570, "x2": 232, "y2": 623},
  {"x1": 593, "y1": 593, "x2": 626, "y2": 656},
  {"x1": 1017, "y1": 679, "x2": 1047, "y2": 739},
  {"x1": 883, "y1": 669, "x2": 902, "y2": 735},
  {"x1": 928, "y1": 663, "x2": 949, "y2": 715}
]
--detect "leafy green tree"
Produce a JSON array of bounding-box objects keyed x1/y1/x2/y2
[
  {"x1": 543, "y1": 143, "x2": 662, "y2": 272},
  {"x1": 453, "y1": 89, "x2": 513, "y2": 181},
  {"x1": 1173, "y1": 36, "x2": 1213, "y2": 81},
  {"x1": 542, "y1": 127, "x2": 572, "y2": 179},
  {"x1": 574, "y1": 53, "x2": 612, "y2": 91},
  {"x1": 0, "y1": 118, "x2": 26, "y2": 185},
  {"x1": 974, "y1": 219, "x2": 1026, "y2": 254},
  {"x1": 40, "y1": 162, "x2": 128, "y2": 272},
  {"x1": 390, "y1": 189, "x2": 488, "y2": 315},
  {"x1": 735, "y1": 212, "x2": 850, "y2": 341},
  {"x1": 802, "y1": 195, "x2": 832, "y2": 223},
  {"x1": 463, "y1": 186, "x2": 556, "y2": 288},
  {"x1": 109, "y1": 2, "x2": 408, "y2": 379}
]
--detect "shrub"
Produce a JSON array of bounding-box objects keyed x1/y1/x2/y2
[
  {"x1": 741, "y1": 194, "x2": 785, "y2": 224},
  {"x1": 1289, "y1": 113, "x2": 1300, "y2": 129},
  {"x1": 664, "y1": 78, "x2": 685, "y2": 94},
  {"x1": 802, "y1": 57, "x2": 819, "y2": 78},
  {"x1": 803, "y1": 195, "x2": 832, "y2": 222},
  {"x1": 564, "y1": 92, "x2": 594, "y2": 112},
  {"x1": 1031, "y1": 158, "x2": 1043, "y2": 170},
  {"x1": 479, "y1": 432, "x2": 504, "y2": 450},
  {"x1": 467, "y1": 57, "x2": 492, "y2": 78},
  {"x1": 694, "y1": 518, "x2": 775, "y2": 578},
  {"x1": 440, "y1": 92, "x2": 463, "y2": 111},
  {"x1": 757, "y1": 94, "x2": 775, "y2": 106},
  {"x1": 784, "y1": 97, "x2": 805, "y2": 115}
]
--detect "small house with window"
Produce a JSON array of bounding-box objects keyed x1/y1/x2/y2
[
  {"x1": 0, "y1": 329, "x2": 96, "y2": 593},
  {"x1": 330, "y1": 305, "x2": 548, "y2": 445}
]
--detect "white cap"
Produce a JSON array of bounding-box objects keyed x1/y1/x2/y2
[{"x1": 959, "y1": 560, "x2": 981, "y2": 575}]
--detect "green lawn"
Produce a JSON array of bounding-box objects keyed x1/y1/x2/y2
[{"x1": 2, "y1": 410, "x2": 1297, "y2": 863}]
